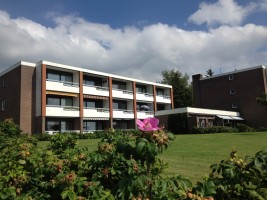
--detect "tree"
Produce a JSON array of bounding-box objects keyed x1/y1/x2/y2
[
  {"x1": 256, "y1": 93, "x2": 267, "y2": 106},
  {"x1": 206, "y1": 68, "x2": 214, "y2": 77},
  {"x1": 161, "y1": 69, "x2": 192, "y2": 108}
]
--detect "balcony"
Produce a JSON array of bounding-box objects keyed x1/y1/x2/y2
[
  {"x1": 46, "y1": 105, "x2": 80, "y2": 117},
  {"x1": 83, "y1": 85, "x2": 109, "y2": 97},
  {"x1": 136, "y1": 92, "x2": 154, "y2": 102},
  {"x1": 156, "y1": 95, "x2": 171, "y2": 104},
  {"x1": 84, "y1": 107, "x2": 110, "y2": 118},
  {"x1": 137, "y1": 111, "x2": 154, "y2": 119},
  {"x1": 46, "y1": 79, "x2": 79, "y2": 93},
  {"x1": 112, "y1": 88, "x2": 133, "y2": 99},
  {"x1": 113, "y1": 109, "x2": 134, "y2": 119}
]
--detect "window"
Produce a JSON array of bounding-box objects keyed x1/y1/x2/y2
[
  {"x1": 136, "y1": 84, "x2": 147, "y2": 93},
  {"x1": 1, "y1": 99, "x2": 5, "y2": 111},
  {"x1": 229, "y1": 75, "x2": 234, "y2": 80},
  {"x1": 156, "y1": 88, "x2": 164, "y2": 96},
  {"x1": 84, "y1": 99, "x2": 103, "y2": 108},
  {"x1": 113, "y1": 100, "x2": 127, "y2": 110},
  {"x1": 46, "y1": 69, "x2": 73, "y2": 82},
  {"x1": 113, "y1": 81, "x2": 126, "y2": 90},
  {"x1": 83, "y1": 76, "x2": 102, "y2": 86},
  {"x1": 157, "y1": 103, "x2": 165, "y2": 111},
  {"x1": 46, "y1": 119, "x2": 73, "y2": 132},
  {"x1": 230, "y1": 89, "x2": 235, "y2": 94},
  {"x1": 112, "y1": 80, "x2": 126, "y2": 90},
  {"x1": 83, "y1": 121, "x2": 103, "y2": 131},
  {"x1": 232, "y1": 103, "x2": 238, "y2": 108},
  {"x1": 113, "y1": 120, "x2": 127, "y2": 129},
  {"x1": 46, "y1": 96, "x2": 73, "y2": 107}
]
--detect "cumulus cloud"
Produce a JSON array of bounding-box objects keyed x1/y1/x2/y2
[
  {"x1": 188, "y1": 0, "x2": 256, "y2": 27},
  {"x1": 259, "y1": 0, "x2": 267, "y2": 11},
  {"x1": 0, "y1": 10, "x2": 267, "y2": 82}
]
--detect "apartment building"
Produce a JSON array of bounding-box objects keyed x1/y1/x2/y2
[
  {"x1": 0, "y1": 61, "x2": 173, "y2": 134},
  {"x1": 192, "y1": 65, "x2": 267, "y2": 128}
]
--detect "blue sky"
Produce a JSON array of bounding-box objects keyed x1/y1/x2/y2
[{"x1": 0, "y1": 0, "x2": 267, "y2": 81}]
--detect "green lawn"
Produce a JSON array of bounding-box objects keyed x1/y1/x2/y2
[
  {"x1": 38, "y1": 132, "x2": 267, "y2": 183},
  {"x1": 159, "y1": 132, "x2": 267, "y2": 183}
]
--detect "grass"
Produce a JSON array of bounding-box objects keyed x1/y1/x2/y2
[
  {"x1": 159, "y1": 132, "x2": 267, "y2": 183},
  {"x1": 38, "y1": 132, "x2": 267, "y2": 183}
]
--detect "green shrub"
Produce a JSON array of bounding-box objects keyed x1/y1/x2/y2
[
  {"x1": 193, "y1": 149, "x2": 267, "y2": 199},
  {"x1": 191, "y1": 126, "x2": 238, "y2": 134},
  {"x1": 236, "y1": 123, "x2": 255, "y2": 132},
  {"x1": 0, "y1": 118, "x2": 22, "y2": 137}
]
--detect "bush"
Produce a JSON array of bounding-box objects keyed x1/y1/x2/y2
[
  {"x1": 236, "y1": 123, "x2": 255, "y2": 132},
  {"x1": 194, "y1": 149, "x2": 267, "y2": 199},
  {"x1": 0, "y1": 118, "x2": 22, "y2": 137},
  {"x1": 191, "y1": 126, "x2": 238, "y2": 134}
]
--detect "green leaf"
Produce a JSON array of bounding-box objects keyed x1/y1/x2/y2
[
  {"x1": 45, "y1": 150, "x2": 53, "y2": 156},
  {"x1": 61, "y1": 190, "x2": 69, "y2": 199},
  {"x1": 18, "y1": 159, "x2": 26, "y2": 165},
  {"x1": 67, "y1": 190, "x2": 76, "y2": 200}
]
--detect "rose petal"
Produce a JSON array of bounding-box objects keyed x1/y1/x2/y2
[{"x1": 148, "y1": 117, "x2": 159, "y2": 128}]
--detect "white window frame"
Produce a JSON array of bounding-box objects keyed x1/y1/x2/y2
[
  {"x1": 229, "y1": 75, "x2": 234, "y2": 80},
  {"x1": 1, "y1": 99, "x2": 5, "y2": 111},
  {"x1": 229, "y1": 89, "x2": 235, "y2": 94},
  {"x1": 232, "y1": 103, "x2": 237, "y2": 108}
]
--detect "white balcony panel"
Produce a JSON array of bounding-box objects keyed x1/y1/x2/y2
[
  {"x1": 84, "y1": 108, "x2": 110, "y2": 118},
  {"x1": 156, "y1": 95, "x2": 172, "y2": 104},
  {"x1": 136, "y1": 93, "x2": 154, "y2": 102},
  {"x1": 46, "y1": 80, "x2": 79, "y2": 93},
  {"x1": 113, "y1": 110, "x2": 134, "y2": 119},
  {"x1": 46, "y1": 106, "x2": 80, "y2": 117},
  {"x1": 83, "y1": 85, "x2": 109, "y2": 96},
  {"x1": 112, "y1": 89, "x2": 133, "y2": 99},
  {"x1": 137, "y1": 111, "x2": 154, "y2": 119}
]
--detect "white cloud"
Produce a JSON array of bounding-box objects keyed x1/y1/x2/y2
[
  {"x1": 188, "y1": 0, "x2": 256, "y2": 26},
  {"x1": 259, "y1": 0, "x2": 267, "y2": 11},
  {"x1": 0, "y1": 10, "x2": 267, "y2": 82}
]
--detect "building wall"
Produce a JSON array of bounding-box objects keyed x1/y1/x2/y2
[
  {"x1": 1, "y1": 61, "x2": 173, "y2": 133},
  {"x1": 20, "y1": 65, "x2": 36, "y2": 133},
  {"x1": 0, "y1": 66, "x2": 21, "y2": 125},
  {"x1": 193, "y1": 67, "x2": 267, "y2": 127}
]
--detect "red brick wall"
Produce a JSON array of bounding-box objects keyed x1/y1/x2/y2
[{"x1": 193, "y1": 68, "x2": 267, "y2": 127}]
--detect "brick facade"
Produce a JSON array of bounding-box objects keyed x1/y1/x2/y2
[{"x1": 193, "y1": 66, "x2": 267, "y2": 128}]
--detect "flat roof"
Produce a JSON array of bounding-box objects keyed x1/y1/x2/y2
[
  {"x1": 0, "y1": 61, "x2": 35, "y2": 77},
  {"x1": 200, "y1": 65, "x2": 266, "y2": 81},
  {"x1": 0, "y1": 60, "x2": 172, "y2": 88},
  {"x1": 156, "y1": 107, "x2": 240, "y2": 117}
]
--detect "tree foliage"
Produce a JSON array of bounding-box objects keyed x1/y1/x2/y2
[
  {"x1": 205, "y1": 68, "x2": 214, "y2": 77},
  {"x1": 161, "y1": 69, "x2": 192, "y2": 108},
  {"x1": 256, "y1": 93, "x2": 267, "y2": 106}
]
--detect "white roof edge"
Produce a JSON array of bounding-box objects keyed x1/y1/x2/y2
[
  {"x1": 0, "y1": 61, "x2": 36, "y2": 76},
  {"x1": 39, "y1": 60, "x2": 172, "y2": 88},
  {"x1": 200, "y1": 65, "x2": 265, "y2": 80},
  {"x1": 155, "y1": 107, "x2": 240, "y2": 117}
]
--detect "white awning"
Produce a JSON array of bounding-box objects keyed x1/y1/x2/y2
[
  {"x1": 216, "y1": 115, "x2": 233, "y2": 120},
  {"x1": 231, "y1": 116, "x2": 244, "y2": 120}
]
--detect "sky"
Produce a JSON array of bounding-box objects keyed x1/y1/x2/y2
[{"x1": 0, "y1": 0, "x2": 267, "y2": 82}]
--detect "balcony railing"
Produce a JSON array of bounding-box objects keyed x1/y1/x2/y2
[
  {"x1": 83, "y1": 84, "x2": 109, "y2": 96},
  {"x1": 136, "y1": 92, "x2": 154, "y2": 102},
  {"x1": 137, "y1": 110, "x2": 154, "y2": 119},
  {"x1": 83, "y1": 107, "x2": 110, "y2": 118},
  {"x1": 113, "y1": 109, "x2": 134, "y2": 119},
  {"x1": 156, "y1": 94, "x2": 171, "y2": 103},
  {"x1": 46, "y1": 79, "x2": 79, "y2": 93},
  {"x1": 46, "y1": 105, "x2": 80, "y2": 117},
  {"x1": 112, "y1": 88, "x2": 133, "y2": 99}
]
